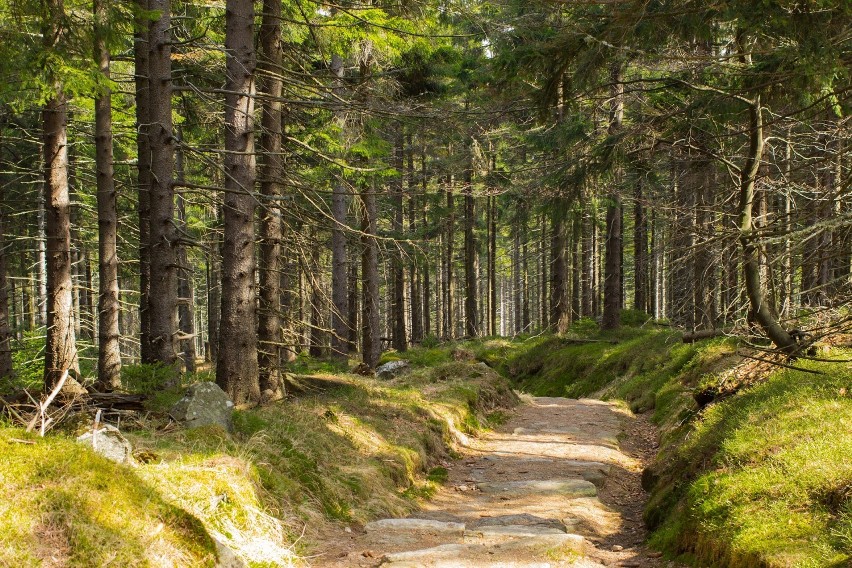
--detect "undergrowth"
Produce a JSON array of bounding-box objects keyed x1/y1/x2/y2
[{"x1": 0, "y1": 358, "x2": 517, "y2": 567}]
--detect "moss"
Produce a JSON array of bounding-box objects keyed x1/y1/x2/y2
[{"x1": 0, "y1": 428, "x2": 216, "y2": 567}]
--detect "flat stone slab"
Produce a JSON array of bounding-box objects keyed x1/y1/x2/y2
[
  {"x1": 382, "y1": 533, "x2": 586, "y2": 566},
  {"x1": 470, "y1": 514, "x2": 565, "y2": 531},
  {"x1": 477, "y1": 479, "x2": 597, "y2": 498},
  {"x1": 365, "y1": 518, "x2": 465, "y2": 536}
]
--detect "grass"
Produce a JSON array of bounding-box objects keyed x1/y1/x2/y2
[
  {"x1": 0, "y1": 358, "x2": 517, "y2": 566},
  {"x1": 492, "y1": 323, "x2": 852, "y2": 567}
]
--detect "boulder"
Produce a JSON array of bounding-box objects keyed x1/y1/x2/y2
[
  {"x1": 77, "y1": 424, "x2": 134, "y2": 464},
  {"x1": 170, "y1": 382, "x2": 234, "y2": 432},
  {"x1": 376, "y1": 360, "x2": 410, "y2": 379}
]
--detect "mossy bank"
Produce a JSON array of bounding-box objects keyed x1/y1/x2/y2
[{"x1": 502, "y1": 324, "x2": 852, "y2": 567}]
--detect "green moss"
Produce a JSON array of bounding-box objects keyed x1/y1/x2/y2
[{"x1": 0, "y1": 428, "x2": 216, "y2": 567}]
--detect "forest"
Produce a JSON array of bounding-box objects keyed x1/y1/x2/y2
[
  {"x1": 0, "y1": 0, "x2": 851, "y2": 565},
  {"x1": 0, "y1": 0, "x2": 849, "y2": 400}
]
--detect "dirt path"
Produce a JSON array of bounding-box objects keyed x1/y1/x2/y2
[{"x1": 314, "y1": 396, "x2": 674, "y2": 568}]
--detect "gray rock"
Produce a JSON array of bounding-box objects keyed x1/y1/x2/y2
[
  {"x1": 469, "y1": 514, "x2": 564, "y2": 531},
  {"x1": 375, "y1": 360, "x2": 410, "y2": 379},
  {"x1": 477, "y1": 478, "x2": 598, "y2": 498},
  {"x1": 365, "y1": 518, "x2": 465, "y2": 535},
  {"x1": 214, "y1": 538, "x2": 247, "y2": 568},
  {"x1": 170, "y1": 382, "x2": 234, "y2": 432},
  {"x1": 76, "y1": 424, "x2": 134, "y2": 464}
]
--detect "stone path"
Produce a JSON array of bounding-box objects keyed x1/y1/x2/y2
[{"x1": 317, "y1": 396, "x2": 673, "y2": 567}]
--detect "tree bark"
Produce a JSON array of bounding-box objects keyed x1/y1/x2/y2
[
  {"x1": 134, "y1": 0, "x2": 152, "y2": 363},
  {"x1": 0, "y1": 179, "x2": 12, "y2": 379},
  {"x1": 602, "y1": 62, "x2": 624, "y2": 331},
  {"x1": 443, "y1": 176, "x2": 454, "y2": 339},
  {"x1": 392, "y1": 131, "x2": 407, "y2": 350},
  {"x1": 94, "y1": 0, "x2": 121, "y2": 389},
  {"x1": 361, "y1": 184, "x2": 381, "y2": 368},
  {"x1": 258, "y1": 0, "x2": 286, "y2": 392},
  {"x1": 739, "y1": 97, "x2": 796, "y2": 352},
  {"x1": 147, "y1": 0, "x2": 178, "y2": 366},
  {"x1": 633, "y1": 178, "x2": 648, "y2": 314},
  {"x1": 329, "y1": 54, "x2": 349, "y2": 360},
  {"x1": 463, "y1": 155, "x2": 478, "y2": 338},
  {"x1": 43, "y1": 93, "x2": 80, "y2": 389},
  {"x1": 550, "y1": 206, "x2": 568, "y2": 332},
  {"x1": 217, "y1": 0, "x2": 260, "y2": 404}
]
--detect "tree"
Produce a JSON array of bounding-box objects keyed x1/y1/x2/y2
[
  {"x1": 94, "y1": 0, "x2": 121, "y2": 390},
  {"x1": 217, "y1": 0, "x2": 260, "y2": 404}
]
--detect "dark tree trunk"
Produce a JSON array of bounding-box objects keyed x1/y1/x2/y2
[
  {"x1": 422, "y1": 160, "x2": 432, "y2": 338},
  {"x1": 392, "y1": 131, "x2": 407, "y2": 350},
  {"x1": 147, "y1": 0, "x2": 178, "y2": 366},
  {"x1": 633, "y1": 178, "x2": 648, "y2": 314},
  {"x1": 602, "y1": 62, "x2": 624, "y2": 331},
  {"x1": 347, "y1": 241, "x2": 359, "y2": 353},
  {"x1": 550, "y1": 207, "x2": 568, "y2": 332},
  {"x1": 571, "y1": 209, "x2": 581, "y2": 320},
  {"x1": 463, "y1": 160, "x2": 478, "y2": 338},
  {"x1": 217, "y1": 0, "x2": 260, "y2": 404},
  {"x1": 329, "y1": 54, "x2": 349, "y2": 360},
  {"x1": 0, "y1": 182, "x2": 12, "y2": 380},
  {"x1": 361, "y1": 184, "x2": 381, "y2": 368},
  {"x1": 258, "y1": 0, "x2": 286, "y2": 390},
  {"x1": 443, "y1": 177, "x2": 454, "y2": 339},
  {"x1": 581, "y1": 201, "x2": 594, "y2": 317},
  {"x1": 95, "y1": 0, "x2": 121, "y2": 389},
  {"x1": 134, "y1": 0, "x2": 152, "y2": 362},
  {"x1": 489, "y1": 195, "x2": 497, "y2": 336}
]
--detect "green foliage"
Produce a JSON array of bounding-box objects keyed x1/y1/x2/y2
[{"x1": 2, "y1": 330, "x2": 46, "y2": 394}]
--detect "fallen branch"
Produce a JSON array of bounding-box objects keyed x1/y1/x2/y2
[
  {"x1": 682, "y1": 328, "x2": 732, "y2": 343},
  {"x1": 736, "y1": 351, "x2": 825, "y2": 375},
  {"x1": 26, "y1": 369, "x2": 69, "y2": 436}
]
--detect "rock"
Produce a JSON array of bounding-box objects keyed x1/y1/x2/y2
[
  {"x1": 470, "y1": 513, "x2": 565, "y2": 531},
  {"x1": 213, "y1": 538, "x2": 247, "y2": 568},
  {"x1": 365, "y1": 518, "x2": 465, "y2": 536},
  {"x1": 375, "y1": 360, "x2": 410, "y2": 379},
  {"x1": 170, "y1": 382, "x2": 234, "y2": 432},
  {"x1": 477, "y1": 478, "x2": 598, "y2": 498},
  {"x1": 76, "y1": 424, "x2": 134, "y2": 464},
  {"x1": 611, "y1": 544, "x2": 624, "y2": 552}
]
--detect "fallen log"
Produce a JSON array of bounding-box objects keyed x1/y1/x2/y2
[{"x1": 682, "y1": 328, "x2": 731, "y2": 343}]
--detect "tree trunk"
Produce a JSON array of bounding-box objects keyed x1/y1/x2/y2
[
  {"x1": 602, "y1": 62, "x2": 624, "y2": 331},
  {"x1": 43, "y1": 92, "x2": 80, "y2": 389},
  {"x1": 329, "y1": 54, "x2": 349, "y2": 360},
  {"x1": 392, "y1": 131, "x2": 407, "y2": 350},
  {"x1": 408, "y1": 135, "x2": 423, "y2": 344},
  {"x1": 147, "y1": 0, "x2": 178, "y2": 366},
  {"x1": 258, "y1": 0, "x2": 286, "y2": 390},
  {"x1": 217, "y1": 0, "x2": 260, "y2": 404},
  {"x1": 309, "y1": 234, "x2": 324, "y2": 358},
  {"x1": 0, "y1": 181, "x2": 12, "y2": 379},
  {"x1": 361, "y1": 184, "x2": 381, "y2": 368},
  {"x1": 463, "y1": 160, "x2": 478, "y2": 338},
  {"x1": 550, "y1": 206, "x2": 568, "y2": 332},
  {"x1": 739, "y1": 97, "x2": 796, "y2": 352},
  {"x1": 633, "y1": 178, "x2": 648, "y2": 314},
  {"x1": 443, "y1": 177, "x2": 454, "y2": 339},
  {"x1": 95, "y1": 0, "x2": 121, "y2": 389},
  {"x1": 134, "y1": 0, "x2": 152, "y2": 362},
  {"x1": 347, "y1": 241, "x2": 359, "y2": 353},
  {"x1": 488, "y1": 195, "x2": 497, "y2": 336}
]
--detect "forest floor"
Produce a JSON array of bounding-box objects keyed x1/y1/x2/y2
[{"x1": 311, "y1": 394, "x2": 680, "y2": 568}]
